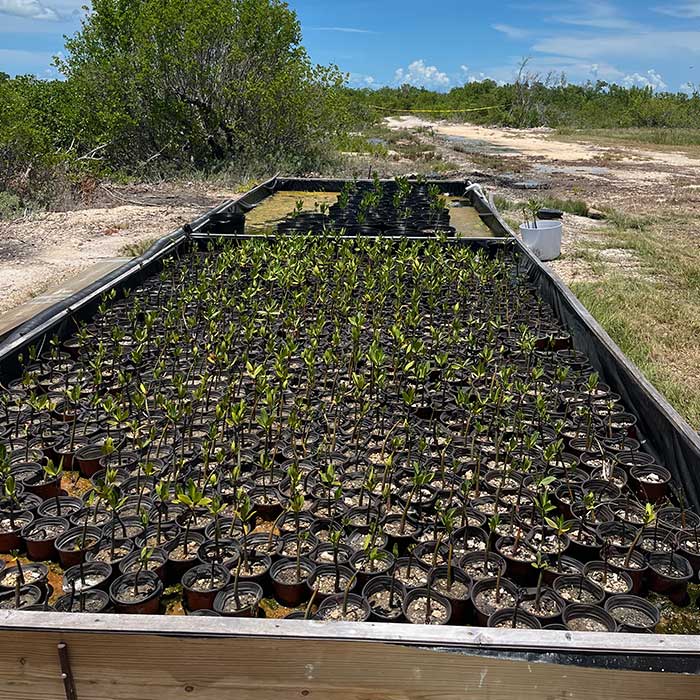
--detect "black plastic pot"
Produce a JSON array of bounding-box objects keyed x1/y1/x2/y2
[
  {"x1": 470, "y1": 577, "x2": 519, "y2": 626},
  {"x1": 182, "y1": 563, "x2": 230, "y2": 611},
  {"x1": 37, "y1": 496, "x2": 83, "y2": 519},
  {"x1": 197, "y1": 538, "x2": 241, "y2": 566},
  {"x1": 316, "y1": 593, "x2": 371, "y2": 622},
  {"x1": 428, "y1": 564, "x2": 472, "y2": 624},
  {"x1": 0, "y1": 510, "x2": 33, "y2": 553},
  {"x1": 583, "y1": 561, "x2": 633, "y2": 598},
  {"x1": 0, "y1": 562, "x2": 49, "y2": 595},
  {"x1": 86, "y1": 539, "x2": 135, "y2": 570},
  {"x1": 109, "y1": 570, "x2": 163, "y2": 614},
  {"x1": 402, "y1": 588, "x2": 452, "y2": 625},
  {"x1": 519, "y1": 588, "x2": 565, "y2": 626},
  {"x1": 565, "y1": 524, "x2": 601, "y2": 563},
  {"x1": 55, "y1": 525, "x2": 103, "y2": 568},
  {"x1": 676, "y1": 530, "x2": 700, "y2": 575},
  {"x1": 165, "y1": 531, "x2": 205, "y2": 583},
  {"x1": 119, "y1": 548, "x2": 168, "y2": 582},
  {"x1": 0, "y1": 584, "x2": 44, "y2": 610},
  {"x1": 21, "y1": 516, "x2": 69, "y2": 561},
  {"x1": 362, "y1": 575, "x2": 406, "y2": 622},
  {"x1": 605, "y1": 594, "x2": 660, "y2": 633},
  {"x1": 629, "y1": 464, "x2": 671, "y2": 502},
  {"x1": 541, "y1": 555, "x2": 584, "y2": 587},
  {"x1": 54, "y1": 589, "x2": 111, "y2": 613},
  {"x1": 381, "y1": 514, "x2": 422, "y2": 555},
  {"x1": 646, "y1": 552, "x2": 693, "y2": 606},
  {"x1": 310, "y1": 542, "x2": 354, "y2": 566},
  {"x1": 459, "y1": 551, "x2": 507, "y2": 582},
  {"x1": 307, "y1": 563, "x2": 355, "y2": 603},
  {"x1": 563, "y1": 604, "x2": 617, "y2": 633},
  {"x1": 74, "y1": 445, "x2": 104, "y2": 478},
  {"x1": 349, "y1": 549, "x2": 395, "y2": 589},
  {"x1": 487, "y1": 608, "x2": 542, "y2": 629},
  {"x1": 270, "y1": 557, "x2": 315, "y2": 607},
  {"x1": 62, "y1": 561, "x2": 113, "y2": 594},
  {"x1": 605, "y1": 547, "x2": 648, "y2": 596},
  {"x1": 553, "y1": 574, "x2": 605, "y2": 606},
  {"x1": 213, "y1": 582, "x2": 264, "y2": 617}
]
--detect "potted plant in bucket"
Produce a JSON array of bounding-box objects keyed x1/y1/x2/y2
[{"x1": 519, "y1": 199, "x2": 562, "y2": 262}]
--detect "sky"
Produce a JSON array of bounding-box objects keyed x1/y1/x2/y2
[{"x1": 0, "y1": 0, "x2": 699, "y2": 93}]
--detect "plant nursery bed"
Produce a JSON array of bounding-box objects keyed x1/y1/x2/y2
[{"x1": 0, "y1": 177, "x2": 698, "y2": 699}]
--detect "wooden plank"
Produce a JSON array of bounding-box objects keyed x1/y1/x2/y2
[
  {"x1": 0, "y1": 612, "x2": 698, "y2": 657},
  {"x1": 0, "y1": 628, "x2": 697, "y2": 700}
]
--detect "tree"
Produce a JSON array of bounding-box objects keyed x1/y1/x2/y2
[{"x1": 57, "y1": 0, "x2": 349, "y2": 170}]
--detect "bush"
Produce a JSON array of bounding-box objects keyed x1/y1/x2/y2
[
  {"x1": 0, "y1": 1, "x2": 351, "y2": 211},
  {"x1": 57, "y1": 0, "x2": 350, "y2": 173}
]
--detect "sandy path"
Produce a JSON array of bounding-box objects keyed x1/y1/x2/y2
[
  {"x1": 0, "y1": 184, "x2": 239, "y2": 316},
  {"x1": 385, "y1": 116, "x2": 700, "y2": 189}
]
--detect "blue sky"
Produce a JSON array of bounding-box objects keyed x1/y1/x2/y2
[{"x1": 1, "y1": 1, "x2": 699, "y2": 92}]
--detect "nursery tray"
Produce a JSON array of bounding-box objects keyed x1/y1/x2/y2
[{"x1": 0, "y1": 176, "x2": 699, "y2": 698}]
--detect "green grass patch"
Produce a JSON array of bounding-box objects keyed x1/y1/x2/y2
[
  {"x1": 493, "y1": 195, "x2": 590, "y2": 218},
  {"x1": 571, "y1": 275, "x2": 700, "y2": 428},
  {"x1": 556, "y1": 127, "x2": 700, "y2": 148}
]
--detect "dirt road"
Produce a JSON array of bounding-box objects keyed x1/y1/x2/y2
[{"x1": 385, "y1": 115, "x2": 700, "y2": 211}]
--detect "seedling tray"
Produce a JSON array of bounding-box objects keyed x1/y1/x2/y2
[{"x1": 0, "y1": 177, "x2": 698, "y2": 699}]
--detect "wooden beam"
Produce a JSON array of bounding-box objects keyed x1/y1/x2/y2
[
  {"x1": 0, "y1": 628, "x2": 697, "y2": 700},
  {"x1": 1, "y1": 611, "x2": 699, "y2": 656}
]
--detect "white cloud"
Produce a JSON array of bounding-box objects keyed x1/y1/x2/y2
[
  {"x1": 654, "y1": 2, "x2": 700, "y2": 18},
  {"x1": 460, "y1": 65, "x2": 497, "y2": 83},
  {"x1": 348, "y1": 72, "x2": 377, "y2": 88},
  {"x1": 551, "y1": 1, "x2": 643, "y2": 31},
  {"x1": 0, "y1": 0, "x2": 60, "y2": 20},
  {"x1": 533, "y1": 31, "x2": 700, "y2": 60},
  {"x1": 492, "y1": 24, "x2": 530, "y2": 40},
  {"x1": 307, "y1": 27, "x2": 377, "y2": 34},
  {"x1": 394, "y1": 60, "x2": 451, "y2": 89},
  {"x1": 623, "y1": 69, "x2": 668, "y2": 91}
]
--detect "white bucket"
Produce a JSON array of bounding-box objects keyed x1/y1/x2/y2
[{"x1": 519, "y1": 220, "x2": 562, "y2": 261}]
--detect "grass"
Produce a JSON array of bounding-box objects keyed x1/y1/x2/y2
[
  {"x1": 332, "y1": 122, "x2": 460, "y2": 178},
  {"x1": 563, "y1": 213, "x2": 700, "y2": 429},
  {"x1": 493, "y1": 194, "x2": 591, "y2": 218},
  {"x1": 121, "y1": 238, "x2": 156, "y2": 257},
  {"x1": 555, "y1": 127, "x2": 700, "y2": 150}
]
